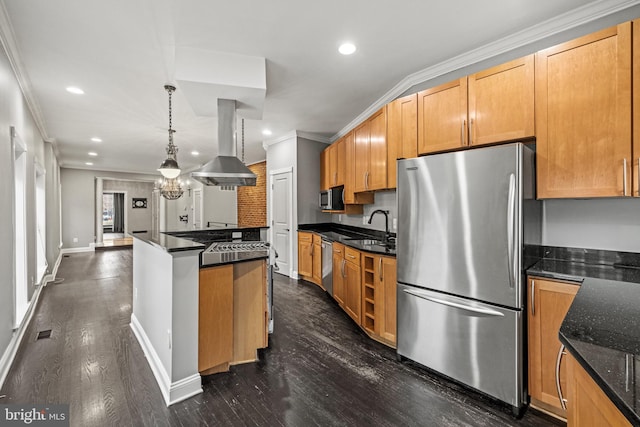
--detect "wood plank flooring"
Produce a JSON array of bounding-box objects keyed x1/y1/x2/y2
[{"x1": 0, "y1": 249, "x2": 561, "y2": 426}]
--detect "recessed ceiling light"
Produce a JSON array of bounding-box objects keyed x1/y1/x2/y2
[
  {"x1": 88, "y1": 151, "x2": 98, "y2": 156},
  {"x1": 338, "y1": 43, "x2": 356, "y2": 55},
  {"x1": 191, "y1": 150, "x2": 199, "y2": 156},
  {"x1": 90, "y1": 137, "x2": 102, "y2": 142},
  {"x1": 85, "y1": 162, "x2": 93, "y2": 166},
  {"x1": 262, "y1": 129, "x2": 272, "y2": 136},
  {"x1": 66, "y1": 86, "x2": 84, "y2": 95}
]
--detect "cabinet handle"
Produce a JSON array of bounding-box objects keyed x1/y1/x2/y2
[
  {"x1": 334, "y1": 172, "x2": 337, "y2": 186},
  {"x1": 623, "y1": 158, "x2": 628, "y2": 196},
  {"x1": 637, "y1": 158, "x2": 640, "y2": 196},
  {"x1": 531, "y1": 279, "x2": 535, "y2": 316},
  {"x1": 365, "y1": 171, "x2": 369, "y2": 190},
  {"x1": 461, "y1": 120, "x2": 466, "y2": 145},
  {"x1": 379, "y1": 257, "x2": 383, "y2": 282},
  {"x1": 341, "y1": 259, "x2": 346, "y2": 278},
  {"x1": 555, "y1": 344, "x2": 568, "y2": 410},
  {"x1": 469, "y1": 118, "x2": 474, "y2": 145},
  {"x1": 347, "y1": 254, "x2": 356, "y2": 259}
]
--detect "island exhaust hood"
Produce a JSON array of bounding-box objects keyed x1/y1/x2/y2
[{"x1": 191, "y1": 99, "x2": 257, "y2": 186}]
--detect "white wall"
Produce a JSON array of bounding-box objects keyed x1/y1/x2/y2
[
  {"x1": 0, "y1": 41, "x2": 61, "y2": 386},
  {"x1": 60, "y1": 168, "x2": 157, "y2": 248}
]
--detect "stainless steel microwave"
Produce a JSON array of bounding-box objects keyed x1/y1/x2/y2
[{"x1": 319, "y1": 186, "x2": 344, "y2": 211}]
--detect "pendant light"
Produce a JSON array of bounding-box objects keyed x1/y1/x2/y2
[
  {"x1": 158, "y1": 84, "x2": 181, "y2": 179},
  {"x1": 159, "y1": 177, "x2": 184, "y2": 200}
]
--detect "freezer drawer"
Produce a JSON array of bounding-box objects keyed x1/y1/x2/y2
[{"x1": 397, "y1": 283, "x2": 525, "y2": 408}]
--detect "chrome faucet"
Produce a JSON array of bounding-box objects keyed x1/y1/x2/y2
[{"x1": 368, "y1": 209, "x2": 391, "y2": 241}]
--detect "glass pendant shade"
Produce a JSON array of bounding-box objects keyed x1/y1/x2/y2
[{"x1": 158, "y1": 157, "x2": 180, "y2": 178}]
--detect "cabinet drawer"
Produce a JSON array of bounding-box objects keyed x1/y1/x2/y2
[
  {"x1": 298, "y1": 232, "x2": 312, "y2": 243},
  {"x1": 345, "y1": 247, "x2": 361, "y2": 266},
  {"x1": 333, "y1": 242, "x2": 344, "y2": 255}
]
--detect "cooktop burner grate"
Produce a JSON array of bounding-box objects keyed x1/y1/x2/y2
[{"x1": 206, "y1": 241, "x2": 269, "y2": 253}]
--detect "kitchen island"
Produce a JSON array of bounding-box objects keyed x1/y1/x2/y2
[
  {"x1": 528, "y1": 247, "x2": 640, "y2": 425},
  {"x1": 130, "y1": 228, "x2": 269, "y2": 406}
]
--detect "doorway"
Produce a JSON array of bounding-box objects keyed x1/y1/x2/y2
[
  {"x1": 102, "y1": 191, "x2": 126, "y2": 243},
  {"x1": 269, "y1": 168, "x2": 293, "y2": 277}
]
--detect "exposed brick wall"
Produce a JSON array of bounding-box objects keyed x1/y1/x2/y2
[{"x1": 237, "y1": 161, "x2": 267, "y2": 227}]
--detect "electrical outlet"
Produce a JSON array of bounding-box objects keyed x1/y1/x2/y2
[
  {"x1": 73, "y1": 237, "x2": 78, "y2": 243},
  {"x1": 362, "y1": 216, "x2": 368, "y2": 225},
  {"x1": 338, "y1": 214, "x2": 342, "y2": 222},
  {"x1": 134, "y1": 287, "x2": 138, "y2": 299},
  {"x1": 393, "y1": 218, "x2": 397, "y2": 230},
  {"x1": 167, "y1": 330, "x2": 172, "y2": 349}
]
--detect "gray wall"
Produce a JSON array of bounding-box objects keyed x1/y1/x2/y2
[
  {"x1": 0, "y1": 41, "x2": 61, "y2": 380},
  {"x1": 60, "y1": 168, "x2": 157, "y2": 248},
  {"x1": 334, "y1": 190, "x2": 397, "y2": 234},
  {"x1": 103, "y1": 179, "x2": 154, "y2": 233},
  {"x1": 543, "y1": 199, "x2": 640, "y2": 252},
  {"x1": 296, "y1": 137, "x2": 331, "y2": 225}
]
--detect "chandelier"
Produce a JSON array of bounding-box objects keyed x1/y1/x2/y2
[
  {"x1": 159, "y1": 177, "x2": 183, "y2": 200},
  {"x1": 158, "y1": 84, "x2": 181, "y2": 179}
]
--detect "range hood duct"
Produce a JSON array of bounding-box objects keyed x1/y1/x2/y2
[{"x1": 191, "y1": 99, "x2": 257, "y2": 186}]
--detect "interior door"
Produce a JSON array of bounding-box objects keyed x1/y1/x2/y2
[{"x1": 271, "y1": 170, "x2": 292, "y2": 276}]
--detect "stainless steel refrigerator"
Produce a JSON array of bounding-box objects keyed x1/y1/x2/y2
[{"x1": 396, "y1": 142, "x2": 541, "y2": 414}]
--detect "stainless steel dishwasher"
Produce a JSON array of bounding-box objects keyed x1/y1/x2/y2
[{"x1": 321, "y1": 238, "x2": 333, "y2": 296}]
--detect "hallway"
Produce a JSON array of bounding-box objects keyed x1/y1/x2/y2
[{"x1": 0, "y1": 249, "x2": 559, "y2": 426}]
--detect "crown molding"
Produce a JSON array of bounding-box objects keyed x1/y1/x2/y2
[
  {"x1": 0, "y1": 1, "x2": 50, "y2": 141},
  {"x1": 333, "y1": 0, "x2": 640, "y2": 141}
]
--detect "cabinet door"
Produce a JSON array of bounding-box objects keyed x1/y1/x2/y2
[
  {"x1": 566, "y1": 353, "x2": 632, "y2": 427},
  {"x1": 328, "y1": 143, "x2": 338, "y2": 187},
  {"x1": 536, "y1": 22, "x2": 632, "y2": 198},
  {"x1": 418, "y1": 78, "x2": 468, "y2": 155},
  {"x1": 336, "y1": 137, "x2": 345, "y2": 187},
  {"x1": 528, "y1": 277, "x2": 579, "y2": 414},
  {"x1": 344, "y1": 259, "x2": 361, "y2": 324},
  {"x1": 199, "y1": 265, "x2": 234, "y2": 372},
  {"x1": 312, "y1": 241, "x2": 322, "y2": 286},
  {"x1": 387, "y1": 93, "x2": 417, "y2": 189},
  {"x1": 633, "y1": 19, "x2": 640, "y2": 197},
  {"x1": 378, "y1": 256, "x2": 397, "y2": 345},
  {"x1": 332, "y1": 244, "x2": 345, "y2": 306},
  {"x1": 368, "y1": 107, "x2": 388, "y2": 190},
  {"x1": 320, "y1": 148, "x2": 329, "y2": 191},
  {"x1": 297, "y1": 233, "x2": 313, "y2": 277},
  {"x1": 354, "y1": 121, "x2": 370, "y2": 192},
  {"x1": 468, "y1": 55, "x2": 534, "y2": 146}
]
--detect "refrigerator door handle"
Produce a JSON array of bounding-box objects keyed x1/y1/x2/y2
[
  {"x1": 402, "y1": 289, "x2": 505, "y2": 317},
  {"x1": 507, "y1": 173, "x2": 516, "y2": 289}
]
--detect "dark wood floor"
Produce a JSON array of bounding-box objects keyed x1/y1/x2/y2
[{"x1": 0, "y1": 249, "x2": 562, "y2": 426}]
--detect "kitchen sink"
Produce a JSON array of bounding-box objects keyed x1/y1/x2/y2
[{"x1": 346, "y1": 238, "x2": 396, "y2": 251}]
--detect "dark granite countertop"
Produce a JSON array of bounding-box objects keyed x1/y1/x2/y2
[
  {"x1": 528, "y1": 246, "x2": 640, "y2": 425},
  {"x1": 131, "y1": 231, "x2": 206, "y2": 253},
  {"x1": 298, "y1": 223, "x2": 396, "y2": 256}
]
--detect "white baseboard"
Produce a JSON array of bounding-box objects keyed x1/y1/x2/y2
[
  {"x1": 0, "y1": 280, "x2": 45, "y2": 390},
  {"x1": 130, "y1": 314, "x2": 202, "y2": 406},
  {"x1": 41, "y1": 250, "x2": 63, "y2": 286},
  {"x1": 291, "y1": 270, "x2": 299, "y2": 280},
  {"x1": 60, "y1": 246, "x2": 94, "y2": 254}
]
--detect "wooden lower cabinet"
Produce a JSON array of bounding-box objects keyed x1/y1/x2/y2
[
  {"x1": 343, "y1": 247, "x2": 361, "y2": 324},
  {"x1": 199, "y1": 260, "x2": 268, "y2": 375},
  {"x1": 566, "y1": 353, "x2": 632, "y2": 427},
  {"x1": 361, "y1": 253, "x2": 397, "y2": 347},
  {"x1": 332, "y1": 243, "x2": 346, "y2": 307},
  {"x1": 527, "y1": 276, "x2": 579, "y2": 416},
  {"x1": 298, "y1": 232, "x2": 313, "y2": 278},
  {"x1": 312, "y1": 235, "x2": 322, "y2": 286}
]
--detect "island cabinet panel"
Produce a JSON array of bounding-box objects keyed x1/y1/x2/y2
[
  {"x1": 418, "y1": 78, "x2": 468, "y2": 155},
  {"x1": 232, "y1": 260, "x2": 267, "y2": 364},
  {"x1": 566, "y1": 353, "x2": 632, "y2": 427},
  {"x1": 536, "y1": 22, "x2": 632, "y2": 198},
  {"x1": 198, "y1": 265, "x2": 234, "y2": 373},
  {"x1": 387, "y1": 93, "x2": 418, "y2": 189},
  {"x1": 527, "y1": 276, "x2": 579, "y2": 416},
  {"x1": 468, "y1": 54, "x2": 535, "y2": 146}
]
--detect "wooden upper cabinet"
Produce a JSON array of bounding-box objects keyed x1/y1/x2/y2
[
  {"x1": 335, "y1": 137, "x2": 345, "y2": 187},
  {"x1": 468, "y1": 55, "x2": 535, "y2": 146},
  {"x1": 418, "y1": 78, "x2": 468, "y2": 155},
  {"x1": 353, "y1": 107, "x2": 388, "y2": 192},
  {"x1": 387, "y1": 93, "x2": 418, "y2": 189},
  {"x1": 528, "y1": 277, "x2": 579, "y2": 416},
  {"x1": 536, "y1": 22, "x2": 632, "y2": 198},
  {"x1": 633, "y1": 19, "x2": 640, "y2": 197},
  {"x1": 320, "y1": 148, "x2": 329, "y2": 191}
]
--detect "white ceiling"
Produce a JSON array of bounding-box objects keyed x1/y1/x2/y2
[{"x1": 1, "y1": 0, "x2": 638, "y2": 175}]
